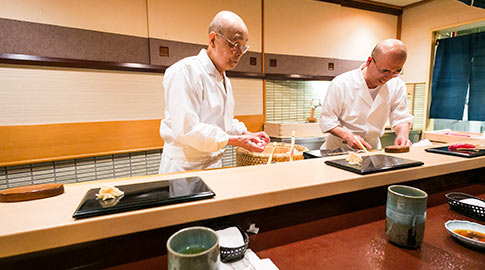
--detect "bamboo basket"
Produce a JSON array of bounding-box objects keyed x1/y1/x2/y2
[{"x1": 236, "y1": 142, "x2": 308, "y2": 166}]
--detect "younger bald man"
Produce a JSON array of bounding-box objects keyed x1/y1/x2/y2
[
  {"x1": 159, "y1": 11, "x2": 269, "y2": 174},
  {"x1": 319, "y1": 39, "x2": 413, "y2": 151}
]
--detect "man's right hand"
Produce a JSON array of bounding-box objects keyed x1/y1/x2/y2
[
  {"x1": 343, "y1": 134, "x2": 372, "y2": 151},
  {"x1": 228, "y1": 134, "x2": 268, "y2": 152},
  {"x1": 330, "y1": 126, "x2": 372, "y2": 150}
]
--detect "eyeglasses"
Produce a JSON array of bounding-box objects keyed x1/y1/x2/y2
[
  {"x1": 216, "y1": 32, "x2": 249, "y2": 54},
  {"x1": 372, "y1": 57, "x2": 403, "y2": 76}
]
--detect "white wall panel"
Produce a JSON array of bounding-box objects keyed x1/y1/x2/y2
[
  {"x1": 230, "y1": 78, "x2": 263, "y2": 115},
  {"x1": 0, "y1": 66, "x2": 164, "y2": 125}
]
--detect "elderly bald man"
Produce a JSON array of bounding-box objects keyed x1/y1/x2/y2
[
  {"x1": 319, "y1": 39, "x2": 413, "y2": 151},
  {"x1": 159, "y1": 11, "x2": 269, "y2": 174}
]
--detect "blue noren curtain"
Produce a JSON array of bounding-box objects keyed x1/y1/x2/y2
[
  {"x1": 429, "y1": 35, "x2": 472, "y2": 120},
  {"x1": 469, "y1": 32, "x2": 485, "y2": 120}
]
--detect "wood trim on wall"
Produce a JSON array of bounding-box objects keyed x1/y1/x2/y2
[
  {"x1": 316, "y1": 0, "x2": 403, "y2": 16},
  {"x1": 0, "y1": 120, "x2": 163, "y2": 167},
  {"x1": 0, "y1": 53, "x2": 167, "y2": 73},
  {"x1": 0, "y1": 115, "x2": 265, "y2": 167}
]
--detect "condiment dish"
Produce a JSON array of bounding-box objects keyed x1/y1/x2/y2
[{"x1": 445, "y1": 220, "x2": 485, "y2": 248}]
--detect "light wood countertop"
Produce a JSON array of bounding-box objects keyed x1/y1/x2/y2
[{"x1": 1, "y1": 140, "x2": 484, "y2": 258}]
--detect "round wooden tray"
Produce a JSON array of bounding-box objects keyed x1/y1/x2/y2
[
  {"x1": 384, "y1": 145, "x2": 410, "y2": 153},
  {"x1": 0, "y1": 183, "x2": 64, "y2": 202}
]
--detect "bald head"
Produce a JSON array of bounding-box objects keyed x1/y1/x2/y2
[
  {"x1": 371, "y1": 39, "x2": 407, "y2": 62},
  {"x1": 208, "y1": 11, "x2": 248, "y2": 37}
]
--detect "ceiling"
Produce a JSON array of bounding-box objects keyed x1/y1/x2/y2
[{"x1": 369, "y1": 0, "x2": 425, "y2": 7}]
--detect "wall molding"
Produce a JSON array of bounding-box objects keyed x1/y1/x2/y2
[
  {"x1": 316, "y1": 0, "x2": 403, "y2": 15},
  {"x1": 0, "y1": 53, "x2": 167, "y2": 73},
  {"x1": 0, "y1": 17, "x2": 361, "y2": 80},
  {"x1": 264, "y1": 52, "x2": 363, "y2": 78}
]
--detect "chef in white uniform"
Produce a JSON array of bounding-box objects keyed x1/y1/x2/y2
[
  {"x1": 319, "y1": 39, "x2": 413, "y2": 150},
  {"x1": 159, "y1": 11, "x2": 269, "y2": 174}
]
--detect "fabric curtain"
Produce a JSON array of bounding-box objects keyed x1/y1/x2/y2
[
  {"x1": 473, "y1": 0, "x2": 485, "y2": 8},
  {"x1": 469, "y1": 32, "x2": 485, "y2": 120},
  {"x1": 457, "y1": 0, "x2": 485, "y2": 8},
  {"x1": 429, "y1": 35, "x2": 472, "y2": 120}
]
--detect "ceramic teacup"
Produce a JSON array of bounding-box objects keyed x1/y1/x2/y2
[
  {"x1": 167, "y1": 226, "x2": 219, "y2": 270},
  {"x1": 385, "y1": 185, "x2": 428, "y2": 249}
]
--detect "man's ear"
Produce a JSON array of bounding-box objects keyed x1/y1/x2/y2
[
  {"x1": 208, "y1": 32, "x2": 217, "y2": 48},
  {"x1": 366, "y1": 56, "x2": 373, "y2": 66}
]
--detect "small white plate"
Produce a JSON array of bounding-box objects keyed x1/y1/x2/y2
[{"x1": 445, "y1": 220, "x2": 485, "y2": 248}]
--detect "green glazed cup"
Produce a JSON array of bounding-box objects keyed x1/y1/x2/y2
[
  {"x1": 167, "y1": 226, "x2": 219, "y2": 270},
  {"x1": 385, "y1": 185, "x2": 428, "y2": 249}
]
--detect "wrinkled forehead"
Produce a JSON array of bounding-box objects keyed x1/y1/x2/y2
[{"x1": 222, "y1": 25, "x2": 248, "y2": 42}]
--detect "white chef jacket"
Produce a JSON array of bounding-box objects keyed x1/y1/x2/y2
[
  {"x1": 319, "y1": 68, "x2": 413, "y2": 150},
  {"x1": 159, "y1": 49, "x2": 247, "y2": 173}
]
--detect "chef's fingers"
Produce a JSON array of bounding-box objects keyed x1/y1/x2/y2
[
  {"x1": 354, "y1": 136, "x2": 372, "y2": 150},
  {"x1": 395, "y1": 136, "x2": 411, "y2": 146},
  {"x1": 247, "y1": 140, "x2": 265, "y2": 152},
  {"x1": 361, "y1": 140, "x2": 372, "y2": 150},
  {"x1": 260, "y1": 132, "x2": 270, "y2": 143}
]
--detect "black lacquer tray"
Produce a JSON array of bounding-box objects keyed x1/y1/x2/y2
[
  {"x1": 73, "y1": 176, "x2": 215, "y2": 219},
  {"x1": 425, "y1": 146, "x2": 485, "y2": 158},
  {"x1": 325, "y1": 154, "x2": 423, "y2": 175}
]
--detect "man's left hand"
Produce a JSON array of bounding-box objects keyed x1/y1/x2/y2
[
  {"x1": 394, "y1": 135, "x2": 411, "y2": 146},
  {"x1": 243, "y1": 131, "x2": 270, "y2": 147}
]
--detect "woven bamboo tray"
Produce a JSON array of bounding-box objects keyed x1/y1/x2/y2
[{"x1": 236, "y1": 142, "x2": 308, "y2": 166}]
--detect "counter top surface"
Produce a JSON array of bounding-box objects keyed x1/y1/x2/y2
[
  {"x1": 258, "y1": 192, "x2": 485, "y2": 270},
  {"x1": 1, "y1": 140, "x2": 484, "y2": 258}
]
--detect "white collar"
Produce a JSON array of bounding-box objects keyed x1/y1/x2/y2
[{"x1": 197, "y1": 49, "x2": 225, "y2": 81}]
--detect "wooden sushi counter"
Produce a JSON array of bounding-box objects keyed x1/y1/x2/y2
[{"x1": 1, "y1": 140, "x2": 484, "y2": 269}]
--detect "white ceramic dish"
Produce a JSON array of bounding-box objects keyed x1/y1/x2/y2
[{"x1": 445, "y1": 220, "x2": 485, "y2": 248}]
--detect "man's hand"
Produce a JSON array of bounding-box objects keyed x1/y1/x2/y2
[
  {"x1": 228, "y1": 131, "x2": 270, "y2": 152},
  {"x1": 393, "y1": 123, "x2": 412, "y2": 146},
  {"x1": 330, "y1": 126, "x2": 372, "y2": 150},
  {"x1": 394, "y1": 134, "x2": 411, "y2": 146},
  {"x1": 244, "y1": 131, "x2": 270, "y2": 145},
  {"x1": 343, "y1": 133, "x2": 372, "y2": 151}
]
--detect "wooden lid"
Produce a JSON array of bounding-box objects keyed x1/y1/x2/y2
[
  {"x1": 0, "y1": 183, "x2": 64, "y2": 202},
  {"x1": 384, "y1": 145, "x2": 410, "y2": 153}
]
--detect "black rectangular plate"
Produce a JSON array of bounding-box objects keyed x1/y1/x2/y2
[
  {"x1": 324, "y1": 154, "x2": 424, "y2": 175},
  {"x1": 73, "y1": 176, "x2": 215, "y2": 219},
  {"x1": 425, "y1": 146, "x2": 485, "y2": 158}
]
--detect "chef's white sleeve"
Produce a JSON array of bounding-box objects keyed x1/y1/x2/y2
[
  {"x1": 163, "y1": 65, "x2": 229, "y2": 152},
  {"x1": 319, "y1": 83, "x2": 342, "y2": 133},
  {"x1": 389, "y1": 82, "x2": 413, "y2": 129},
  {"x1": 229, "y1": 118, "x2": 248, "y2": 135}
]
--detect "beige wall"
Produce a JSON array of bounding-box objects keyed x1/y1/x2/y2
[
  {"x1": 401, "y1": 0, "x2": 485, "y2": 83},
  {"x1": 0, "y1": 0, "x2": 148, "y2": 37},
  {"x1": 148, "y1": 0, "x2": 262, "y2": 52},
  {"x1": 264, "y1": 0, "x2": 397, "y2": 60}
]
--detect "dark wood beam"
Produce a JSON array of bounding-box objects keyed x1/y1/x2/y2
[
  {"x1": 0, "y1": 53, "x2": 266, "y2": 79},
  {"x1": 317, "y1": 0, "x2": 403, "y2": 16}
]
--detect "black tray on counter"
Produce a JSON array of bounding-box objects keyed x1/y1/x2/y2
[
  {"x1": 425, "y1": 146, "x2": 485, "y2": 158},
  {"x1": 73, "y1": 176, "x2": 215, "y2": 219},
  {"x1": 325, "y1": 154, "x2": 424, "y2": 175}
]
